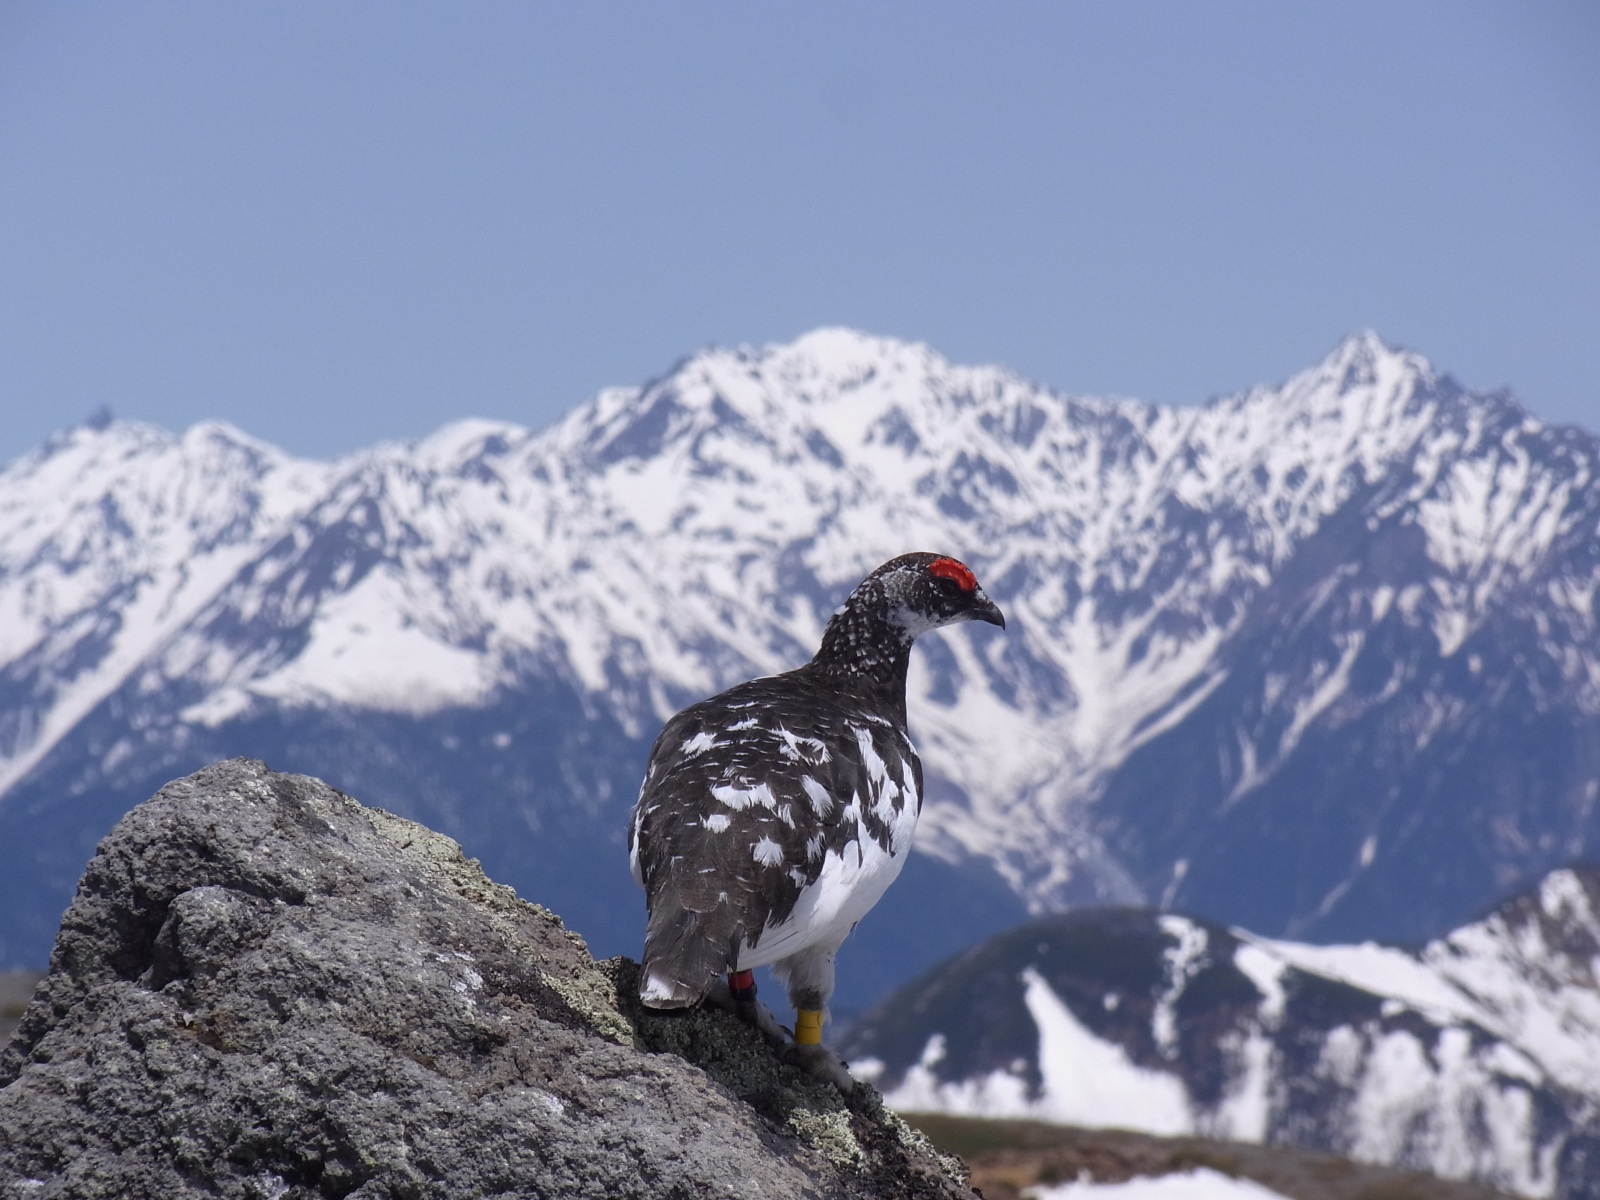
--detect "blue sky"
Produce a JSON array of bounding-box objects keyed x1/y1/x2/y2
[{"x1": 1, "y1": 2, "x2": 1596, "y2": 465}]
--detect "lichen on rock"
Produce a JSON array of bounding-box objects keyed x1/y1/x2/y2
[{"x1": 0, "y1": 758, "x2": 972, "y2": 1200}]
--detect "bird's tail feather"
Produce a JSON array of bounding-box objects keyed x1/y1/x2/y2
[{"x1": 640, "y1": 892, "x2": 741, "y2": 1010}]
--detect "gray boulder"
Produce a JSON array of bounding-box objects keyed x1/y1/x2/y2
[{"x1": 0, "y1": 759, "x2": 971, "y2": 1200}]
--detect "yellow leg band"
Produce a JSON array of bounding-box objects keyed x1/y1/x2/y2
[{"x1": 795, "y1": 1009, "x2": 824, "y2": 1045}]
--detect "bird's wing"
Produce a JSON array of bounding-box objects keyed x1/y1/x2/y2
[{"x1": 630, "y1": 674, "x2": 920, "y2": 1003}]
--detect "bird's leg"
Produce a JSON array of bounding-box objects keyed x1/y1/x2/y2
[
  {"x1": 728, "y1": 969, "x2": 758, "y2": 1019},
  {"x1": 713, "y1": 971, "x2": 856, "y2": 1096},
  {"x1": 718, "y1": 970, "x2": 791, "y2": 1051},
  {"x1": 780, "y1": 983, "x2": 857, "y2": 1095},
  {"x1": 794, "y1": 1008, "x2": 824, "y2": 1044},
  {"x1": 787, "y1": 983, "x2": 828, "y2": 1044}
]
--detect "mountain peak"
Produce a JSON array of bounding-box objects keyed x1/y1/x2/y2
[
  {"x1": 761, "y1": 327, "x2": 943, "y2": 379},
  {"x1": 1315, "y1": 328, "x2": 1433, "y2": 394}
]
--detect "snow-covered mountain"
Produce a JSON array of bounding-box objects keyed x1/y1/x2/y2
[
  {"x1": 2, "y1": 329, "x2": 1599, "y2": 1007},
  {"x1": 841, "y1": 865, "x2": 1600, "y2": 1197}
]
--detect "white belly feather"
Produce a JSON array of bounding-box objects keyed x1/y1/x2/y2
[{"x1": 735, "y1": 744, "x2": 921, "y2": 970}]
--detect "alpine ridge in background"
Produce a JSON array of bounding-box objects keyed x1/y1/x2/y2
[
  {"x1": 3, "y1": 328, "x2": 1599, "y2": 1019},
  {"x1": 840, "y1": 863, "x2": 1600, "y2": 1197}
]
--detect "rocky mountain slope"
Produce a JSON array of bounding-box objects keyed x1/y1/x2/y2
[
  {"x1": 1, "y1": 759, "x2": 1513, "y2": 1200},
  {"x1": 0, "y1": 758, "x2": 970, "y2": 1199},
  {"x1": 3, "y1": 330, "x2": 1598, "y2": 1011},
  {"x1": 841, "y1": 868, "x2": 1600, "y2": 1198}
]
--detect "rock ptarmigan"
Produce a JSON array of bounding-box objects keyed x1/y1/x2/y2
[{"x1": 628, "y1": 552, "x2": 1004, "y2": 1056}]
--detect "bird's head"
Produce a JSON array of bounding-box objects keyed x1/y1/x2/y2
[
  {"x1": 871, "y1": 552, "x2": 1006, "y2": 638},
  {"x1": 814, "y1": 553, "x2": 1005, "y2": 678}
]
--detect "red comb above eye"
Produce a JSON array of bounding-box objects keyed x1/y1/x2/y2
[{"x1": 929, "y1": 556, "x2": 978, "y2": 591}]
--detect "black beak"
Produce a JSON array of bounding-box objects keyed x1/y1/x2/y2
[{"x1": 971, "y1": 590, "x2": 1006, "y2": 629}]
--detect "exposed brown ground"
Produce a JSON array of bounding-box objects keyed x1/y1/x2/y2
[
  {"x1": 0, "y1": 970, "x2": 43, "y2": 1050},
  {"x1": 901, "y1": 1113, "x2": 1513, "y2": 1200}
]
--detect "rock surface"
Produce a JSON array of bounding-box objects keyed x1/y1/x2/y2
[{"x1": 0, "y1": 759, "x2": 971, "y2": 1200}]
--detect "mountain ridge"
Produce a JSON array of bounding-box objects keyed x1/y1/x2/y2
[
  {"x1": 839, "y1": 862, "x2": 1600, "y2": 1196},
  {"x1": 2, "y1": 329, "x2": 1597, "y2": 995}
]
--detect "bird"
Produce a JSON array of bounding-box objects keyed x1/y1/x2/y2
[{"x1": 628, "y1": 552, "x2": 1005, "y2": 1058}]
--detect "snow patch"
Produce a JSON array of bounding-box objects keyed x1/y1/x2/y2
[
  {"x1": 1030, "y1": 1169, "x2": 1292, "y2": 1200},
  {"x1": 883, "y1": 967, "x2": 1192, "y2": 1135}
]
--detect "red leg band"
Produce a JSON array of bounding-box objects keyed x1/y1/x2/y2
[{"x1": 729, "y1": 970, "x2": 756, "y2": 1001}]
